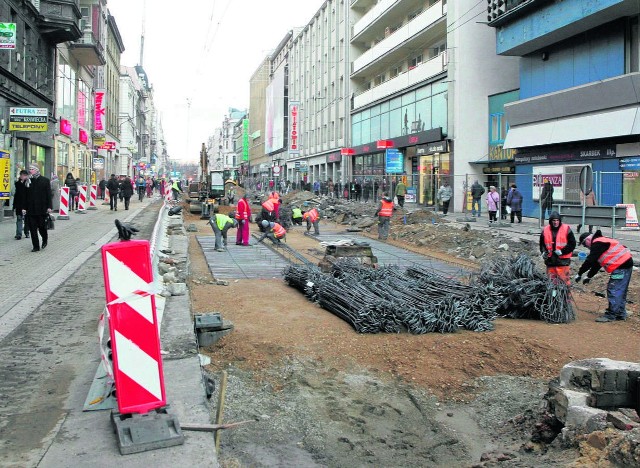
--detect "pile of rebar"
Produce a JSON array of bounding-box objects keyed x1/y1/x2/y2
[{"x1": 283, "y1": 253, "x2": 575, "y2": 334}]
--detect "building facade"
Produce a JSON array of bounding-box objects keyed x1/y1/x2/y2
[
  {"x1": 490, "y1": 0, "x2": 640, "y2": 218},
  {"x1": 247, "y1": 56, "x2": 270, "y2": 179}
]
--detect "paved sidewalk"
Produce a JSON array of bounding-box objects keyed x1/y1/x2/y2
[{"x1": 0, "y1": 196, "x2": 157, "y2": 340}]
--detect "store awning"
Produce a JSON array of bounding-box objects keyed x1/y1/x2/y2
[{"x1": 504, "y1": 106, "x2": 640, "y2": 149}]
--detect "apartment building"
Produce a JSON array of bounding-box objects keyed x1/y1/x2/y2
[{"x1": 248, "y1": 57, "x2": 270, "y2": 178}]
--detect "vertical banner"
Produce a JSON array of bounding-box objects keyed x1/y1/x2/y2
[
  {"x1": 0, "y1": 23, "x2": 16, "y2": 49},
  {"x1": 0, "y1": 150, "x2": 10, "y2": 199},
  {"x1": 95, "y1": 89, "x2": 106, "y2": 135},
  {"x1": 288, "y1": 101, "x2": 300, "y2": 157},
  {"x1": 242, "y1": 119, "x2": 249, "y2": 161}
]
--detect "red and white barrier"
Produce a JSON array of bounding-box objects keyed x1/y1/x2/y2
[
  {"x1": 57, "y1": 186, "x2": 70, "y2": 220},
  {"x1": 164, "y1": 182, "x2": 172, "y2": 203},
  {"x1": 104, "y1": 188, "x2": 111, "y2": 205},
  {"x1": 101, "y1": 240, "x2": 166, "y2": 414},
  {"x1": 78, "y1": 184, "x2": 88, "y2": 213},
  {"x1": 88, "y1": 184, "x2": 98, "y2": 210}
]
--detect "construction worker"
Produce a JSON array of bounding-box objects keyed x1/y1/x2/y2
[
  {"x1": 539, "y1": 211, "x2": 576, "y2": 285},
  {"x1": 257, "y1": 220, "x2": 286, "y2": 244},
  {"x1": 375, "y1": 192, "x2": 395, "y2": 240},
  {"x1": 303, "y1": 203, "x2": 320, "y2": 235},
  {"x1": 270, "y1": 191, "x2": 281, "y2": 220},
  {"x1": 291, "y1": 206, "x2": 303, "y2": 225},
  {"x1": 171, "y1": 179, "x2": 182, "y2": 201},
  {"x1": 235, "y1": 193, "x2": 251, "y2": 246},
  {"x1": 261, "y1": 196, "x2": 276, "y2": 222},
  {"x1": 209, "y1": 211, "x2": 237, "y2": 252},
  {"x1": 576, "y1": 231, "x2": 634, "y2": 322}
]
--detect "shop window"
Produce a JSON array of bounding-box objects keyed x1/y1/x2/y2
[{"x1": 489, "y1": 112, "x2": 509, "y2": 145}]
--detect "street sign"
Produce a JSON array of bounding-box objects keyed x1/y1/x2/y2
[{"x1": 9, "y1": 107, "x2": 48, "y2": 132}]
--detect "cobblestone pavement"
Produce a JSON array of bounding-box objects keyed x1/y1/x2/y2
[
  {"x1": 0, "y1": 201, "x2": 161, "y2": 467},
  {"x1": 0, "y1": 197, "x2": 157, "y2": 341}
]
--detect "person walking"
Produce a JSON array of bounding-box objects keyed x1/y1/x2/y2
[
  {"x1": 576, "y1": 231, "x2": 633, "y2": 322},
  {"x1": 13, "y1": 170, "x2": 29, "y2": 240},
  {"x1": 328, "y1": 179, "x2": 334, "y2": 199},
  {"x1": 500, "y1": 186, "x2": 509, "y2": 220},
  {"x1": 395, "y1": 178, "x2": 407, "y2": 208},
  {"x1": 437, "y1": 180, "x2": 452, "y2": 216},
  {"x1": 136, "y1": 175, "x2": 146, "y2": 201},
  {"x1": 375, "y1": 192, "x2": 395, "y2": 240},
  {"x1": 64, "y1": 172, "x2": 78, "y2": 211},
  {"x1": 355, "y1": 180, "x2": 362, "y2": 202},
  {"x1": 577, "y1": 188, "x2": 596, "y2": 234},
  {"x1": 209, "y1": 211, "x2": 237, "y2": 251},
  {"x1": 303, "y1": 204, "x2": 320, "y2": 235},
  {"x1": 98, "y1": 178, "x2": 106, "y2": 200},
  {"x1": 486, "y1": 186, "x2": 500, "y2": 223},
  {"x1": 145, "y1": 177, "x2": 153, "y2": 198},
  {"x1": 270, "y1": 191, "x2": 281, "y2": 220},
  {"x1": 121, "y1": 175, "x2": 134, "y2": 210},
  {"x1": 540, "y1": 179, "x2": 554, "y2": 223},
  {"x1": 507, "y1": 184, "x2": 523, "y2": 223},
  {"x1": 24, "y1": 164, "x2": 52, "y2": 252},
  {"x1": 470, "y1": 180, "x2": 485, "y2": 217},
  {"x1": 106, "y1": 174, "x2": 120, "y2": 211},
  {"x1": 539, "y1": 211, "x2": 576, "y2": 285},
  {"x1": 235, "y1": 193, "x2": 251, "y2": 246}
]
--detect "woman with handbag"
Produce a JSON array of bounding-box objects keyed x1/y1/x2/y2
[{"x1": 486, "y1": 186, "x2": 500, "y2": 223}]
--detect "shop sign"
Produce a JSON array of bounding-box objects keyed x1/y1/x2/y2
[
  {"x1": 488, "y1": 145, "x2": 515, "y2": 161},
  {"x1": 100, "y1": 141, "x2": 116, "y2": 150},
  {"x1": 620, "y1": 157, "x2": 640, "y2": 170},
  {"x1": 94, "y1": 137, "x2": 106, "y2": 147},
  {"x1": 0, "y1": 150, "x2": 10, "y2": 199},
  {"x1": 242, "y1": 119, "x2": 249, "y2": 161},
  {"x1": 482, "y1": 165, "x2": 515, "y2": 174},
  {"x1": 60, "y1": 118, "x2": 72, "y2": 136},
  {"x1": 288, "y1": 102, "x2": 300, "y2": 157},
  {"x1": 326, "y1": 152, "x2": 342, "y2": 163},
  {"x1": 515, "y1": 146, "x2": 616, "y2": 164},
  {"x1": 385, "y1": 148, "x2": 403, "y2": 174},
  {"x1": 350, "y1": 128, "x2": 443, "y2": 156},
  {"x1": 416, "y1": 140, "x2": 448, "y2": 155},
  {"x1": 93, "y1": 157, "x2": 105, "y2": 170},
  {"x1": 9, "y1": 107, "x2": 48, "y2": 132},
  {"x1": 0, "y1": 23, "x2": 16, "y2": 49},
  {"x1": 94, "y1": 89, "x2": 106, "y2": 135},
  {"x1": 79, "y1": 129, "x2": 88, "y2": 144}
]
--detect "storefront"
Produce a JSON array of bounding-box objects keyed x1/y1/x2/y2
[{"x1": 415, "y1": 140, "x2": 451, "y2": 205}]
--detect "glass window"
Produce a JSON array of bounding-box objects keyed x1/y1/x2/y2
[
  {"x1": 401, "y1": 91, "x2": 415, "y2": 106},
  {"x1": 371, "y1": 105, "x2": 380, "y2": 117},
  {"x1": 379, "y1": 101, "x2": 390, "y2": 113},
  {"x1": 389, "y1": 107, "x2": 402, "y2": 138},
  {"x1": 401, "y1": 103, "x2": 416, "y2": 135},
  {"x1": 380, "y1": 111, "x2": 390, "y2": 138},
  {"x1": 361, "y1": 108, "x2": 371, "y2": 120},
  {"x1": 390, "y1": 96, "x2": 402, "y2": 110},
  {"x1": 370, "y1": 115, "x2": 381, "y2": 141},
  {"x1": 416, "y1": 85, "x2": 431, "y2": 100},
  {"x1": 432, "y1": 81, "x2": 448, "y2": 95},
  {"x1": 415, "y1": 98, "x2": 431, "y2": 132},
  {"x1": 489, "y1": 113, "x2": 500, "y2": 143},
  {"x1": 352, "y1": 121, "x2": 361, "y2": 146},
  {"x1": 432, "y1": 92, "x2": 448, "y2": 134},
  {"x1": 353, "y1": 111, "x2": 362, "y2": 124},
  {"x1": 361, "y1": 117, "x2": 371, "y2": 144}
]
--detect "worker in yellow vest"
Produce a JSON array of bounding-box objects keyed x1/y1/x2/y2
[
  {"x1": 375, "y1": 192, "x2": 395, "y2": 240},
  {"x1": 209, "y1": 211, "x2": 237, "y2": 251}
]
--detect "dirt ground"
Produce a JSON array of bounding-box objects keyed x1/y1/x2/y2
[{"x1": 183, "y1": 203, "x2": 640, "y2": 467}]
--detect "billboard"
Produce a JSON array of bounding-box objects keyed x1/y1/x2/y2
[
  {"x1": 264, "y1": 65, "x2": 286, "y2": 154},
  {"x1": 242, "y1": 119, "x2": 249, "y2": 161},
  {"x1": 0, "y1": 23, "x2": 16, "y2": 49},
  {"x1": 288, "y1": 101, "x2": 300, "y2": 157},
  {"x1": 95, "y1": 89, "x2": 106, "y2": 135}
]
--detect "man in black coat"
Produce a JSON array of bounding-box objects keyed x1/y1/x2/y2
[
  {"x1": 25, "y1": 164, "x2": 52, "y2": 252},
  {"x1": 106, "y1": 174, "x2": 119, "y2": 211},
  {"x1": 12, "y1": 170, "x2": 30, "y2": 240}
]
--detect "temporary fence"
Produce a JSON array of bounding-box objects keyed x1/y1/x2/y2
[
  {"x1": 57, "y1": 186, "x2": 70, "y2": 220},
  {"x1": 88, "y1": 184, "x2": 98, "y2": 210}
]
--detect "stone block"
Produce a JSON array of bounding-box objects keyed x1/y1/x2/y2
[
  {"x1": 549, "y1": 386, "x2": 589, "y2": 424},
  {"x1": 560, "y1": 358, "x2": 640, "y2": 392},
  {"x1": 167, "y1": 283, "x2": 187, "y2": 296},
  {"x1": 163, "y1": 272, "x2": 177, "y2": 284},
  {"x1": 566, "y1": 405, "x2": 608, "y2": 434}
]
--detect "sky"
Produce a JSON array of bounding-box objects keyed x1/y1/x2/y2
[{"x1": 107, "y1": 0, "x2": 324, "y2": 163}]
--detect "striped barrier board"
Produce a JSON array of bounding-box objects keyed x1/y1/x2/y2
[
  {"x1": 78, "y1": 185, "x2": 88, "y2": 213},
  {"x1": 88, "y1": 184, "x2": 98, "y2": 210},
  {"x1": 57, "y1": 186, "x2": 70, "y2": 220}
]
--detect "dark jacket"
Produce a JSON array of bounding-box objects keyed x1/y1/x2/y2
[
  {"x1": 25, "y1": 175, "x2": 53, "y2": 215},
  {"x1": 64, "y1": 174, "x2": 78, "y2": 193},
  {"x1": 471, "y1": 182, "x2": 485, "y2": 199},
  {"x1": 539, "y1": 223, "x2": 576, "y2": 267},
  {"x1": 99, "y1": 179, "x2": 107, "y2": 190},
  {"x1": 121, "y1": 178, "x2": 135, "y2": 198},
  {"x1": 507, "y1": 188, "x2": 523, "y2": 211},
  {"x1": 106, "y1": 177, "x2": 120, "y2": 195},
  {"x1": 578, "y1": 231, "x2": 634, "y2": 278},
  {"x1": 13, "y1": 179, "x2": 28, "y2": 213},
  {"x1": 540, "y1": 182, "x2": 554, "y2": 205}
]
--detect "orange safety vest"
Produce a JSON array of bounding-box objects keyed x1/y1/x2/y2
[
  {"x1": 272, "y1": 223, "x2": 286, "y2": 238},
  {"x1": 236, "y1": 198, "x2": 249, "y2": 220},
  {"x1": 379, "y1": 199, "x2": 394, "y2": 217},
  {"x1": 262, "y1": 199, "x2": 275, "y2": 211},
  {"x1": 594, "y1": 237, "x2": 632, "y2": 273},
  {"x1": 543, "y1": 224, "x2": 571, "y2": 259},
  {"x1": 303, "y1": 208, "x2": 319, "y2": 223}
]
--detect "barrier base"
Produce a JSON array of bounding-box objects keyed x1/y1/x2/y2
[
  {"x1": 88, "y1": 207, "x2": 98, "y2": 210},
  {"x1": 77, "y1": 210, "x2": 87, "y2": 215},
  {"x1": 57, "y1": 215, "x2": 69, "y2": 220},
  {"x1": 455, "y1": 216, "x2": 477, "y2": 223},
  {"x1": 111, "y1": 406, "x2": 184, "y2": 455}
]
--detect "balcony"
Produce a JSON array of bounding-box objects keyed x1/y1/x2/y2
[
  {"x1": 69, "y1": 30, "x2": 105, "y2": 66},
  {"x1": 38, "y1": 0, "x2": 82, "y2": 44},
  {"x1": 352, "y1": 1, "x2": 446, "y2": 75},
  {"x1": 353, "y1": 52, "x2": 447, "y2": 110},
  {"x1": 353, "y1": 0, "x2": 399, "y2": 38}
]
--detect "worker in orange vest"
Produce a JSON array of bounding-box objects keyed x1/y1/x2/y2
[
  {"x1": 576, "y1": 231, "x2": 634, "y2": 322},
  {"x1": 235, "y1": 193, "x2": 252, "y2": 246},
  {"x1": 257, "y1": 220, "x2": 286, "y2": 244},
  {"x1": 261, "y1": 196, "x2": 276, "y2": 222},
  {"x1": 375, "y1": 192, "x2": 395, "y2": 240},
  {"x1": 302, "y1": 202, "x2": 320, "y2": 235},
  {"x1": 270, "y1": 191, "x2": 281, "y2": 220},
  {"x1": 539, "y1": 211, "x2": 576, "y2": 285}
]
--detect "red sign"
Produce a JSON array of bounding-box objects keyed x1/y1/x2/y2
[
  {"x1": 60, "y1": 118, "x2": 72, "y2": 136},
  {"x1": 79, "y1": 128, "x2": 88, "y2": 144},
  {"x1": 377, "y1": 140, "x2": 394, "y2": 149},
  {"x1": 95, "y1": 89, "x2": 106, "y2": 134},
  {"x1": 100, "y1": 141, "x2": 116, "y2": 150},
  {"x1": 289, "y1": 102, "x2": 300, "y2": 156},
  {"x1": 340, "y1": 148, "x2": 355, "y2": 156}
]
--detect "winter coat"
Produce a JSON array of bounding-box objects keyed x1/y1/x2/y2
[
  {"x1": 470, "y1": 182, "x2": 485, "y2": 199},
  {"x1": 64, "y1": 174, "x2": 78, "y2": 193},
  {"x1": 106, "y1": 177, "x2": 120, "y2": 195},
  {"x1": 540, "y1": 182, "x2": 553, "y2": 205},
  {"x1": 122, "y1": 178, "x2": 135, "y2": 198},
  {"x1": 486, "y1": 191, "x2": 500, "y2": 212},
  {"x1": 581, "y1": 190, "x2": 596, "y2": 206},
  {"x1": 395, "y1": 182, "x2": 407, "y2": 196},
  {"x1": 13, "y1": 179, "x2": 28, "y2": 213},
  {"x1": 25, "y1": 175, "x2": 52, "y2": 215},
  {"x1": 507, "y1": 188, "x2": 523, "y2": 211},
  {"x1": 437, "y1": 185, "x2": 452, "y2": 202}
]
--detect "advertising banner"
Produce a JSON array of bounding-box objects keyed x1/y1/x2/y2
[
  {"x1": 385, "y1": 149, "x2": 403, "y2": 174},
  {"x1": 0, "y1": 150, "x2": 10, "y2": 199},
  {"x1": 242, "y1": 119, "x2": 249, "y2": 161},
  {"x1": 532, "y1": 165, "x2": 565, "y2": 201},
  {"x1": 405, "y1": 187, "x2": 417, "y2": 203},
  {"x1": 0, "y1": 23, "x2": 16, "y2": 49},
  {"x1": 264, "y1": 66, "x2": 286, "y2": 154},
  {"x1": 616, "y1": 203, "x2": 639, "y2": 230},
  {"x1": 288, "y1": 101, "x2": 300, "y2": 157},
  {"x1": 9, "y1": 107, "x2": 48, "y2": 132},
  {"x1": 623, "y1": 170, "x2": 640, "y2": 229},
  {"x1": 94, "y1": 89, "x2": 106, "y2": 135}
]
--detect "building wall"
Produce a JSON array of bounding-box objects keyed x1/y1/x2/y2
[
  {"x1": 519, "y1": 20, "x2": 625, "y2": 99},
  {"x1": 248, "y1": 57, "x2": 270, "y2": 169}
]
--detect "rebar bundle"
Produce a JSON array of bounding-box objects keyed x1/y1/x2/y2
[{"x1": 283, "y1": 253, "x2": 575, "y2": 335}]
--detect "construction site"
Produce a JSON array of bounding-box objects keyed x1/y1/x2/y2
[{"x1": 181, "y1": 188, "x2": 640, "y2": 467}]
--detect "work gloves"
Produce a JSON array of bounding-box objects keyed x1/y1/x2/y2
[{"x1": 574, "y1": 274, "x2": 591, "y2": 285}]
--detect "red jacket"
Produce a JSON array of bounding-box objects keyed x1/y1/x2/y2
[{"x1": 236, "y1": 197, "x2": 251, "y2": 220}]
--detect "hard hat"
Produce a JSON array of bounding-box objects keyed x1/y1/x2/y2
[
  {"x1": 269, "y1": 222, "x2": 275, "y2": 228},
  {"x1": 261, "y1": 220, "x2": 269, "y2": 228}
]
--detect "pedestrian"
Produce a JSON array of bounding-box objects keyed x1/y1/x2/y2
[
  {"x1": 539, "y1": 211, "x2": 576, "y2": 285},
  {"x1": 118, "y1": 176, "x2": 125, "y2": 203},
  {"x1": 145, "y1": 177, "x2": 153, "y2": 198},
  {"x1": 540, "y1": 178, "x2": 554, "y2": 222},
  {"x1": 98, "y1": 178, "x2": 106, "y2": 200},
  {"x1": 328, "y1": 179, "x2": 334, "y2": 199},
  {"x1": 24, "y1": 164, "x2": 52, "y2": 252},
  {"x1": 209, "y1": 211, "x2": 237, "y2": 251},
  {"x1": 437, "y1": 180, "x2": 452, "y2": 216},
  {"x1": 375, "y1": 192, "x2": 395, "y2": 240},
  {"x1": 106, "y1": 174, "x2": 119, "y2": 211},
  {"x1": 291, "y1": 206, "x2": 303, "y2": 225},
  {"x1": 355, "y1": 179, "x2": 362, "y2": 202},
  {"x1": 257, "y1": 220, "x2": 286, "y2": 244},
  {"x1": 507, "y1": 184, "x2": 523, "y2": 223},
  {"x1": 227, "y1": 186, "x2": 236, "y2": 205},
  {"x1": 235, "y1": 193, "x2": 251, "y2": 246},
  {"x1": 136, "y1": 175, "x2": 146, "y2": 201},
  {"x1": 312, "y1": 180, "x2": 320, "y2": 196},
  {"x1": 470, "y1": 180, "x2": 485, "y2": 217},
  {"x1": 12, "y1": 170, "x2": 29, "y2": 240},
  {"x1": 64, "y1": 172, "x2": 78, "y2": 211},
  {"x1": 122, "y1": 175, "x2": 134, "y2": 210},
  {"x1": 303, "y1": 203, "x2": 320, "y2": 235},
  {"x1": 500, "y1": 186, "x2": 508, "y2": 220},
  {"x1": 486, "y1": 186, "x2": 500, "y2": 223},
  {"x1": 576, "y1": 231, "x2": 633, "y2": 322},
  {"x1": 577, "y1": 188, "x2": 596, "y2": 234},
  {"x1": 395, "y1": 178, "x2": 407, "y2": 208}
]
